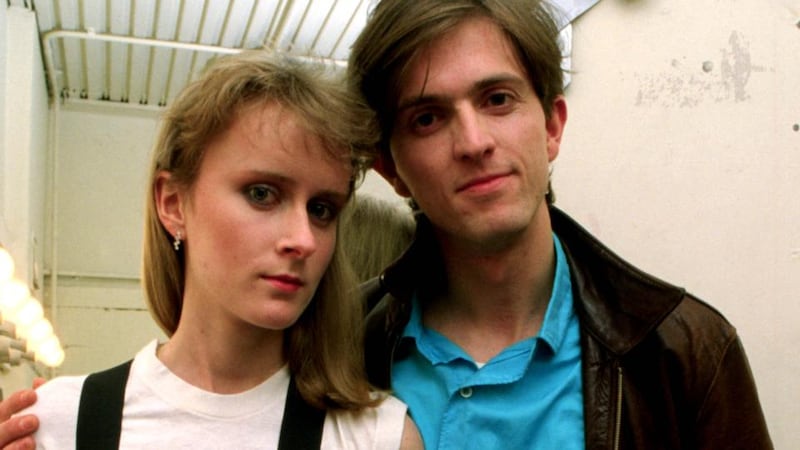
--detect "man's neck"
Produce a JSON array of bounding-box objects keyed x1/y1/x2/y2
[{"x1": 423, "y1": 210, "x2": 556, "y2": 363}]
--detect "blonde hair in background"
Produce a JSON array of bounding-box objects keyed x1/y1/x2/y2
[
  {"x1": 142, "y1": 50, "x2": 379, "y2": 410},
  {"x1": 342, "y1": 195, "x2": 415, "y2": 282}
]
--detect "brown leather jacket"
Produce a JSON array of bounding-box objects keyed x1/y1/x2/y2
[{"x1": 363, "y1": 207, "x2": 772, "y2": 449}]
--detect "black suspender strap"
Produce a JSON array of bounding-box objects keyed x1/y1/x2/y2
[
  {"x1": 76, "y1": 359, "x2": 133, "y2": 450},
  {"x1": 277, "y1": 377, "x2": 326, "y2": 450},
  {"x1": 76, "y1": 360, "x2": 325, "y2": 449}
]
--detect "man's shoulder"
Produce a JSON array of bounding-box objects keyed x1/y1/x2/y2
[{"x1": 659, "y1": 292, "x2": 739, "y2": 354}]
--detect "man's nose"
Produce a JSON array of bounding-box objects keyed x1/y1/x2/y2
[{"x1": 452, "y1": 107, "x2": 495, "y2": 161}]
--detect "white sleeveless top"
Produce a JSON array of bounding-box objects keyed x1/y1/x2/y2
[{"x1": 22, "y1": 340, "x2": 408, "y2": 449}]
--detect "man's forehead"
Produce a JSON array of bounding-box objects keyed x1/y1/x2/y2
[{"x1": 392, "y1": 18, "x2": 529, "y2": 106}]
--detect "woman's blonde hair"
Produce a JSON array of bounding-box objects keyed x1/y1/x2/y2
[{"x1": 142, "y1": 50, "x2": 378, "y2": 410}]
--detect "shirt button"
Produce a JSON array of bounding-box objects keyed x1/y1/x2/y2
[{"x1": 459, "y1": 387, "x2": 473, "y2": 398}]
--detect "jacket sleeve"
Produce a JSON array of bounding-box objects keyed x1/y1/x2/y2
[{"x1": 694, "y1": 335, "x2": 773, "y2": 449}]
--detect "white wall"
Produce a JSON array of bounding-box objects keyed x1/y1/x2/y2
[
  {"x1": 1, "y1": 6, "x2": 48, "y2": 295},
  {"x1": 0, "y1": 5, "x2": 50, "y2": 395},
  {"x1": 0, "y1": 5, "x2": 7, "y2": 232},
  {"x1": 49, "y1": 106, "x2": 165, "y2": 375},
  {"x1": 559, "y1": 0, "x2": 798, "y2": 447}
]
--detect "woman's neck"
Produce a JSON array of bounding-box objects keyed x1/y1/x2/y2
[{"x1": 157, "y1": 313, "x2": 286, "y2": 394}]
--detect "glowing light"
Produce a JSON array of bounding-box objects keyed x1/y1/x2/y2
[
  {"x1": 36, "y1": 335, "x2": 65, "y2": 367},
  {"x1": 14, "y1": 299, "x2": 44, "y2": 338},
  {"x1": 24, "y1": 318, "x2": 54, "y2": 350},
  {"x1": 0, "y1": 279, "x2": 30, "y2": 319},
  {"x1": 0, "y1": 247, "x2": 65, "y2": 368}
]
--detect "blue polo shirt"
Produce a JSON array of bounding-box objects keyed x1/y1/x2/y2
[{"x1": 391, "y1": 234, "x2": 583, "y2": 449}]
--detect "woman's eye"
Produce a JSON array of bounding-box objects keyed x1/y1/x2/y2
[
  {"x1": 308, "y1": 201, "x2": 337, "y2": 224},
  {"x1": 246, "y1": 184, "x2": 277, "y2": 205}
]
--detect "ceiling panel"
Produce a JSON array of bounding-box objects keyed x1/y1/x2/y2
[
  {"x1": 8, "y1": 0, "x2": 599, "y2": 110},
  {"x1": 15, "y1": 0, "x2": 370, "y2": 109}
]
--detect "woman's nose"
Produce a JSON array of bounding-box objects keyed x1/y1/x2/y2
[{"x1": 277, "y1": 210, "x2": 317, "y2": 258}]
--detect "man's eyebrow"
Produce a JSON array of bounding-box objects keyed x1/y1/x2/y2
[
  {"x1": 473, "y1": 74, "x2": 528, "y2": 92},
  {"x1": 396, "y1": 94, "x2": 445, "y2": 113},
  {"x1": 395, "y1": 73, "x2": 529, "y2": 112}
]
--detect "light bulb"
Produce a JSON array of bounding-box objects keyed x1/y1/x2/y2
[
  {"x1": 0, "y1": 248, "x2": 13, "y2": 284},
  {"x1": 0, "y1": 279, "x2": 29, "y2": 318},
  {"x1": 14, "y1": 299, "x2": 44, "y2": 338},
  {"x1": 36, "y1": 334, "x2": 65, "y2": 367},
  {"x1": 24, "y1": 318, "x2": 54, "y2": 351}
]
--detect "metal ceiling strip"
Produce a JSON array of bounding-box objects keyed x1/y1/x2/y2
[
  {"x1": 124, "y1": 0, "x2": 136, "y2": 102},
  {"x1": 309, "y1": 0, "x2": 339, "y2": 52},
  {"x1": 104, "y1": 0, "x2": 112, "y2": 99},
  {"x1": 185, "y1": 0, "x2": 211, "y2": 87},
  {"x1": 239, "y1": 0, "x2": 262, "y2": 48},
  {"x1": 262, "y1": 0, "x2": 289, "y2": 48},
  {"x1": 216, "y1": 0, "x2": 237, "y2": 46},
  {"x1": 52, "y1": 0, "x2": 71, "y2": 98},
  {"x1": 265, "y1": 0, "x2": 295, "y2": 50},
  {"x1": 43, "y1": 31, "x2": 243, "y2": 54},
  {"x1": 78, "y1": 0, "x2": 89, "y2": 98},
  {"x1": 327, "y1": 0, "x2": 365, "y2": 58},
  {"x1": 289, "y1": 0, "x2": 314, "y2": 48},
  {"x1": 163, "y1": 0, "x2": 187, "y2": 106},
  {"x1": 142, "y1": 0, "x2": 163, "y2": 104}
]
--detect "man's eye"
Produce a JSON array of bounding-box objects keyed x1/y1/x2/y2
[
  {"x1": 246, "y1": 185, "x2": 276, "y2": 204},
  {"x1": 413, "y1": 112, "x2": 436, "y2": 128},
  {"x1": 487, "y1": 92, "x2": 510, "y2": 107}
]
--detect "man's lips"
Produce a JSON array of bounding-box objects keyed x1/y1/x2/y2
[{"x1": 456, "y1": 172, "x2": 511, "y2": 193}]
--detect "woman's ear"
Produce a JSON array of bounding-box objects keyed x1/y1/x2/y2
[
  {"x1": 154, "y1": 171, "x2": 185, "y2": 237},
  {"x1": 373, "y1": 154, "x2": 412, "y2": 198}
]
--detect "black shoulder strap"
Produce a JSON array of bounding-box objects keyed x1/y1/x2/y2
[
  {"x1": 76, "y1": 359, "x2": 133, "y2": 450},
  {"x1": 277, "y1": 377, "x2": 326, "y2": 450},
  {"x1": 76, "y1": 360, "x2": 324, "y2": 449}
]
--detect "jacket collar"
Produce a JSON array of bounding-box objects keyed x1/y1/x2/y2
[
  {"x1": 549, "y1": 207, "x2": 685, "y2": 355},
  {"x1": 378, "y1": 207, "x2": 686, "y2": 356}
]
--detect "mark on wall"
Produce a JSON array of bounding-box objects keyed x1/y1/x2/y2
[
  {"x1": 634, "y1": 31, "x2": 767, "y2": 108},
  {"x1": 793, "y1": 124, "x2": 799, "y2": 132},
  {"x1": 720, "y1": 31, "x2": 752, "y2": 102}
]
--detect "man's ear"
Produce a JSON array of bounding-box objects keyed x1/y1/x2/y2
[
  {"x1": 154, "y1": 171, "x2": 186, "y2": 237},
  {"x1": 545, "y1": 95, "x2": 568, "y2": 162},
  {"x1": 373, "y1": 153, "x2": 412, "y2": 198}
]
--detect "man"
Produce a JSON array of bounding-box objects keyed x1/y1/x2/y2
[
  {"x1": 0, "y1": 0, "x2": 772, "y2": 448},
  {"x1": 349, "y1": 0, "x2": 771, "y2": 449}
]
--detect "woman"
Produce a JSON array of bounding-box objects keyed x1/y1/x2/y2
[{"x1": 13, "y1": 50, "x2": 422, "y2": 449}]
